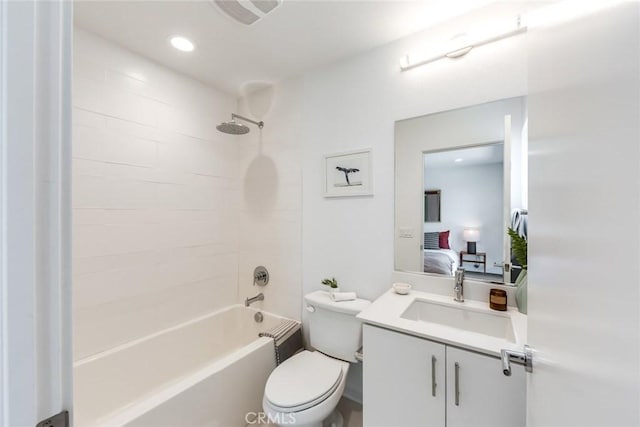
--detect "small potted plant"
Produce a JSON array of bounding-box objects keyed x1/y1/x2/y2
[
  {"x1": 507, "y1": 227, "x2": 527, "y2": 314},
  {"x1": 321, "y1": 277, "x2": 340, "y2": 294}
]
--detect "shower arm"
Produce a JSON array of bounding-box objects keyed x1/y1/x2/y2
[{"x1": 232, "y1": 113, "x2": 264, "y2": 129}]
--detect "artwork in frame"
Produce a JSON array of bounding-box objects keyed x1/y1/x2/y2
[{"x1": 324, "y1": 149, "x2": 373, "y2": 197}]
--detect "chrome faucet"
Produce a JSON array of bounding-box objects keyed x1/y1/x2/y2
[
  {"x1": 454, "y1": 268, "x2": 465, "y2": 302},
  {"x1": 245, "y1": 293, "x2": 264, "y2": 307}
]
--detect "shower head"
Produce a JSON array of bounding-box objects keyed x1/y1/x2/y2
[
  {"x1": 217, "y1": 113, "x2": 264, "y2": 135},
  {"x1": 216, "y1": 120, "x2": 250, "y2": 135}
]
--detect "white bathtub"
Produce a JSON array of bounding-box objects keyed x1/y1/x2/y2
[{"x1": 74, "y1": 305, "x2": 288, "y2": 427}]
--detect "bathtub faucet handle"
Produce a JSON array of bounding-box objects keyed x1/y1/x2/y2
[{"x1": 253, "y1": 266, "x2": 269, "y2": 287}]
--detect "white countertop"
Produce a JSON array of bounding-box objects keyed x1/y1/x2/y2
[{"x1": 357, "y1": 288, "x2": 527, "y2": 357}]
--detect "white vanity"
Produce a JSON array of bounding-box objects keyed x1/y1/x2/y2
[{"x1": 357, "y1": 289, "x2": 527, "y2": 427}]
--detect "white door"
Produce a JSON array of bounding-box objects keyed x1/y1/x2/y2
[
  {"x1": 363, "y1": 325, "x2": 446, "y2": 427},
  {"x1": 446, "y1": 347, "x2": 525, "y2": 427},
  {"x1": 0, "y1": 1, "x2": 73, "y2": 426},
  {"x1": 526, "y1": 2, "x2": 640, "y2": 426}
]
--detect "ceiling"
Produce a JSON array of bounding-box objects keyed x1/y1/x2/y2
[
  {"x1": 425, "y1": 143, "x2": 504, "y2": 169},
  {"x1": 74, "y1": 0, "x2": 496, "y2": 95}
]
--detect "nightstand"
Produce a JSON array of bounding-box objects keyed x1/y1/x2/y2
[{"x1": 459, "y1": 251, "x2": 487, "y2": 273}]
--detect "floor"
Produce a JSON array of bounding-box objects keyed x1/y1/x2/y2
[
  {"x1": 253, "y1": 397, "x2": 363, "y2": 427},
  {"x1": 336, "y1": 397, "x2": 363, "y2": 427}
]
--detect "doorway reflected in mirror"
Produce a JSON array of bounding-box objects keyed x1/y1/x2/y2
[{"x1": 423, "y1": 144, "x2": 503, "y2": 282}]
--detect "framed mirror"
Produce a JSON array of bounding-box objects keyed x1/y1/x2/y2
[{"x1": 395, "y1": 97, "x2": 528, "y2": 284}]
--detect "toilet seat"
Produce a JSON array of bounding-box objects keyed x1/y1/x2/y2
[{"x1": 264, "y1": 351, "x2": 346, "y2": 413}]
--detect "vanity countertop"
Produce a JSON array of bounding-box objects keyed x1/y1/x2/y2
[{"x1": 357, "y1": 288, "x2": 527, "y2": 357}]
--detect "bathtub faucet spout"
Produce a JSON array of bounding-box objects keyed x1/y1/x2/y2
[{"x1": 245, "y1": 293, "x2": 264, "y2": 307}]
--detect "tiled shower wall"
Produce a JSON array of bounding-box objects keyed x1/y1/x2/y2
[
  {"x1": 72, "y1": 30, "x2": 240, "y2": 360},
  {"x1": 236, "y1": 80, "x2": 303, "y2": 321}
]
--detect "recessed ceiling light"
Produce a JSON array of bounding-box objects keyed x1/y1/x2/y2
[
  {"x1": 455, "y1": 158, "x2": 464, "y2": 163},
  {"x1": 170, "y1": 36, "x2": 195, "y2": 52}
]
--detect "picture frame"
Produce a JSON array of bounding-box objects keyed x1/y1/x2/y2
[
  {"x1": 424, "y1": 189, "x2": 441, "y2": 222},
  {"x1": 323, "y1": 148, "x2": 373, "y2": 197}
]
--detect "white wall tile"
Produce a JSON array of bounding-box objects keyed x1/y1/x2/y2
[
  {"x1": 236, "y1": 78, "x2": 304, "y2": 321},
  {"x1": 73, "y1": 29, "x2": 238, "y2": 360},
  {"x1": 74, "y1": 276, "x2": 237, "y2": 359},
  {"x1": 73, "y1": 124, "x2": 157, "y2": 166},
  {"x1": 73, "y1": 107, "x2": 106, "y2": 128}
]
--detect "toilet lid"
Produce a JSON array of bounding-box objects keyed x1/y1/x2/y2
[{"x1": 265, "y1": 351, "x2": 344, "y2": 410}]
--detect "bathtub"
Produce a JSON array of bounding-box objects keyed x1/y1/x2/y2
[{"x1": 74, "y1": 305, "x2": 288, "y2": 427}]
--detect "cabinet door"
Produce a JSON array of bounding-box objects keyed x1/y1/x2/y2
[
  {"x1": 446, "y1": 346, "x2": 525, "y2": 427},
  {"x1": 363, "y1": 325, "x2": 446, "y2": 427}
]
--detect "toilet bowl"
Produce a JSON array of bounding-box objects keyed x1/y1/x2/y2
[
  {"x1": 262, "y1": 291, "x2": 370, "y2": 427},
  {"x1": 263, "y1": 350, "x2": 349, "y2": 427}
]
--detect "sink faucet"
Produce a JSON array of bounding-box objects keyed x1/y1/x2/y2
[
  {"x1": 245, "y1": 293, "x2": 264, "y2": 307},
  {"x1": 454, "y1": 268, "x2": 465, "y2": 302}
]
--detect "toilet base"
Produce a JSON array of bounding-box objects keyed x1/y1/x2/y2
[
  {"x1": 290, "y1": 409, "x2": 342, "y2": 427},
  {"x1": 322, "y1": 409, "x2": 344, "y2": 427}
]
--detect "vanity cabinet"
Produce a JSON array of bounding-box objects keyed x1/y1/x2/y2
[
  {"x1": 363, "y1": 323, "x2": 446, "y2": 427},
  {"x1": 363, "y1": 324, "x2": 525, "y2": 427},
  {"x1": 445, "y1": 346, "x2": 525, "y2": 427}
]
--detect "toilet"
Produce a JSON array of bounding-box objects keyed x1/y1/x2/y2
[{"x1": 263, "y1": 290, "x2": 370, "y2": 427}]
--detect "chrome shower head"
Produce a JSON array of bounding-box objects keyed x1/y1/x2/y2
[
  {"x1": 216, "y1": 120, "x2": 250, "y2": 135},
  {"x1": 217, "y1": 113, "x2": 264, "y2": 135}
]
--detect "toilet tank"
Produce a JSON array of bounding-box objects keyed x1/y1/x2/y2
[{"x1": 304, "y1": 291, "x2": 371, "y2": 363}]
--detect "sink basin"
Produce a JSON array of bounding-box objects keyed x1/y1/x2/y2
[{"x1": 400, "y1": 298, "x2": 516, "y2": 342}]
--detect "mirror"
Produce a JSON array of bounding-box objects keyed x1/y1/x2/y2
[{"x1": 395, "y1": 97, "x2": 527, "y2": 284}]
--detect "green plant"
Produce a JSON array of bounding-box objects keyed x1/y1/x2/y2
[
  {"x1": 321, "y1": 277, "x2": 339, "y2": 289},
  {"x1": 507, "y1": 228, "x2": 527, "y2": 270}
]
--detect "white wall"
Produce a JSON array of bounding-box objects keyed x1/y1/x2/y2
[
  {"x1": 236, "y1": 79, "x2": 303, "y2": 321},
  {"x1": 302, "y1": 6, "x2": 526, "y2": 301},
  {"x1": 423, "y1": 163, "x2": 503, "y2": 274},
  {"x1": 72, "y1": 30, "x2": 239, "y2": 360},
  {"x1": 300, "y1": 7, "x2": 527, "y2": 402}
]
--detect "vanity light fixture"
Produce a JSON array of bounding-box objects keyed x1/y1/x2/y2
[
  {"x1": 399, "y1": 15, "x2": 526, "y2": 72},
  {"x1": 400, "y1": 0, "x2": 625, "y2": 72},
  {"x1": 170, "y1": 36, "x2": 195, "y2": 52}
]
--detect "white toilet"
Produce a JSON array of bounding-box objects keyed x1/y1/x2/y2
[{"x1": 262, "y1": 291, "x2": 370, "y2": 427}]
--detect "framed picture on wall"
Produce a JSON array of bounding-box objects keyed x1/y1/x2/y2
[
  {"x1": 424, "y1": 190, "x2": 441, "y2": 222},
  {"x1": 323, "y1": 148, "x2": 373, "y2": 197}
]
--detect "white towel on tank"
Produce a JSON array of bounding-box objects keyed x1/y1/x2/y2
[{"x1": 329, "y1": 291, "x2": 357, "y2": 302}]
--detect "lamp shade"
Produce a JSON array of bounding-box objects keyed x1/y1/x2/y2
[{"x1": 463, "y1": 228, "x2": 480, "y2": 242}]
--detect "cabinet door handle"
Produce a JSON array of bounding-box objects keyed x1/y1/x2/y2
[
  {"x1": 431, "y1": 355, "x2": 437, "y2": 397},
  {"x1": 454, "y1": 362, "x2": 460, "y2": 406}
]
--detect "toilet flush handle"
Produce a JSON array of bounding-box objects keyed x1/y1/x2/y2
[{"x1": 305, "y1": 305, "x2": 315, "y2": 313}]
